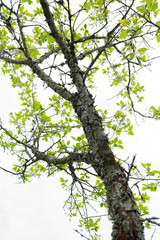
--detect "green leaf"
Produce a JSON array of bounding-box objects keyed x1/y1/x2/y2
[
  {"x1": 118, "y1": 145, "x2": 124, "y2": 149},
  {"x1": 71, "y1": 136, "x2": 77, "y2": 141},
  {"x1": 76, "y1": 193, "x2": 81, "y2": 197},
  {"x1": 100, "y1": 203, "x2": 104, "y2": 207},
  {"x1": 119, "y1": 29, "x2": 127, "y2": 39},
  {"x1": 145, "y1": 0, "x2": 152, "y2": 10},
  {"x1": 157, "y1": 34, "x2": 160, "y2": 42},
  {"x1": 136, "y1": 56, "x2": 142, "y2": 66},
  {"x1": 150, "y1": 2, "x2": 158, "y2": 11},
  {"x1": 145, "y1": 221, "x2": 151, "y2": 229},
  {"x1": 118, "y1": 20, "x2": 131, "y2": 26},
  {"x1": 136, "y1": 5, "x2": 148, "y2": 14},
  {"x1": 75, "y1": 142, "x2": 81, "y2": 148},
  {"x1": 138, "y1": 48, "x2": 148, "y2": 54}
]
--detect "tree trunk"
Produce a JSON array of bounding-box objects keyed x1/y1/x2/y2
[{"x1": 71, "y1": 82, "x2": 144, "y2": 240}]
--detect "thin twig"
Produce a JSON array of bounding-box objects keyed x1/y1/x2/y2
[{"x1": 73, "y1": 229, "x2": 90, "y2": 240}]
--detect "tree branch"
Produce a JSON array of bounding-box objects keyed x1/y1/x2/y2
[
  {"x1": 116, "y1": 0, "x2": 160, "y2": 29},
  {"x1": 39, "y1": 0, "x2": 84, "y2": 90},
  {"x1": 83, "y1": 49, "x2": 104, "y2": 80},
  {"x1": 16, "y1": 15, "x2": 31, "y2": 59},
  {"x1": 35, "y1": 47, "x2": 61, "y2": 64},
  {"x1": 40, "y1": 0, "x2": 71, "y2": 60},
  {"x1": 143, "y1": 217, "x2": 160, "y2": 227},
  {"x1": 28, "y1": 62, "x2": 73, "y2": 101},
  {"x1": 34, "y1": 150, "x2": 94, "y2": 165},
  {"x1": 0, "y1": 52, "x2": 29, "y2": 65}
]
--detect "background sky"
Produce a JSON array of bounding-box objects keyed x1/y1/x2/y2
[{"x1": 0, "y1": 1, "x2": 160, "y2": 239}]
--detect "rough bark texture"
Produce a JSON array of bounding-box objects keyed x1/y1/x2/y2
[{"x1": 71, "y1": 78, "x2": 144, "y2": 240}]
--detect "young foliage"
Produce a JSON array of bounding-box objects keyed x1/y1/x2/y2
[{"x1": 0, "y1": 0, "x2": 160, "y2": 239}]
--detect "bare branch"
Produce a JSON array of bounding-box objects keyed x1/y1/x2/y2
[
  {"x1": 73, "y1": 229, "x2": 90, "y2": 240},
  {"x1": 142, "y1": 217, "x2": 160, "y2": 227},
  {"x1": 83, "y1": 49, "x2": 104, "y2": 81},
  {"x1": 16, "y1": 15, "x2": 31, "y2": 59},
  {"x1": 40, "y1": 0, "x2": 70, "y2": 59},
  {"x1": 0, "y1": 166, "x2": 19, "y2": 176},
  {"x1": 127, "y1": 61, "x2": 155, "y2": 119},
  {"x1": 35, "y1": 47, "x2": 61, "y2": 64},
  {"x1": 28, "y1": 62, "x2": 73, "y2": 101},
  {"x1": 126, "y1": 154, "x2": 136, "y2": 181}
]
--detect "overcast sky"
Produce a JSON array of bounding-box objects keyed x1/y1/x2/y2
[{"x1": 0, "y1": 2, "x2": 160, "y2": 239}]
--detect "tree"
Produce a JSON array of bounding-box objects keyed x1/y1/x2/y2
[{"x1": 0, "y1": 0, "x2": 160, "y2": 239}]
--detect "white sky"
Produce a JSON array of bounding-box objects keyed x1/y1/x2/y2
[{"x1": 0, "y1": 1, "x2": 160, "y2": 240}]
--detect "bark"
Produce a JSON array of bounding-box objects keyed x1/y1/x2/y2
[{"x1": 71, "y1": 81, "x2": 144, "y2": 240}]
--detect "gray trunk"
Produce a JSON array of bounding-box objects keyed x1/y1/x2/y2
[{"x1": 71, "y1": 84, "x2": 144, "y2": 240}]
